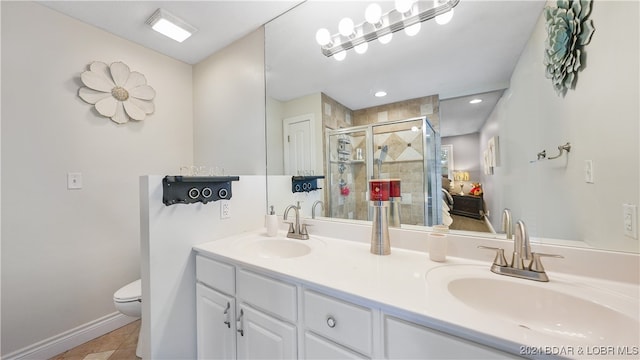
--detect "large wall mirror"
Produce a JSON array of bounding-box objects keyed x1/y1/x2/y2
[{"x1": 265, "y1": 0, "x2": 639, "y2": 253}]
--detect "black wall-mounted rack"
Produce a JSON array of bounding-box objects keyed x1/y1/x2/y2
[
  {"x1": 162, "y1": 176, "x2": 240, "y2": 206},
  {"x1": 291, "y1": 175, "x2": 324, "y2": 193}
]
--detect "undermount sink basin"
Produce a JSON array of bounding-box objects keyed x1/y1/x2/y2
[
  {"x1": 426, "y1": 265, "x2": 639, "y2": 345},
  {"x1": 235, "y1": 238, "x2": 318, "y2": 259}
]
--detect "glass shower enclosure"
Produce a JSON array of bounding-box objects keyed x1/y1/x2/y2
[{"x1": 325, "y1": 116, "x2": 442, "y2": 226}]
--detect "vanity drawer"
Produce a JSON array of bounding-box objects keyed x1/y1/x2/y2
[
  {"x1": 236, "y1": 269, "x2": 297, "y2": 322},
  {"x1": 303, "y1": 290, "x2": 373, "y2": 356},
  {"x1": 196, "y1": 255, "x2": 235, "y2": 295}
]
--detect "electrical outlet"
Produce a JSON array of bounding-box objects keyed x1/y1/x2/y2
[
  {"x1": 623, "y1": 204, "x2": 637, "y2": 239},
  {"x1": 221, "y1": 201, "x2": 231, "y2": 219},
  {"x1": 67, "y1": 172, "x2": 83, "y2": 190}
]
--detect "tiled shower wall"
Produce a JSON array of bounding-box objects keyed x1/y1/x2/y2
[{"x1": 322, "y1": 93, "x2": 440, "y2": 225}]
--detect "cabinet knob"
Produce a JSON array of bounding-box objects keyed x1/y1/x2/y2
[{"x1": 326, "y1": 316, "x2": 337, "y2": 328}]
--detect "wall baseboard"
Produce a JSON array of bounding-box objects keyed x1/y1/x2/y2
[{"x1": 2, "y1": 312, "x2": 137, "y2": 360}]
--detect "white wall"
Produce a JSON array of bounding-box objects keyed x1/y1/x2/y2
[
  {"x1": 141, "y1": 26, "x2": 268, "y2": 359},
  {"x1": 481, "y1": 0, "x2": 639, "y2": 252},
  {"x1": 1, "y1": 2, "x2": 193, "y2": 356},
  {"x1": 140, "y1": 175, "x2": 266, "y2": 359},
  {"x1": 441, "y1": 133, "x2": 481, "y2": 181},
  {"x1": 266, "y1": 96, "x2": 285, "y2": 175},
  {"x1": 193, "y1": 28, "x2": 266, "y2": 176}
]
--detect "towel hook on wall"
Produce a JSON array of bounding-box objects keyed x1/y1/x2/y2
[
  {"x1": 547, "y1": 142, "x2": 571, "y2": 160},
  {"x1": 536, "y1": 150, "x2": 547, "y2": 160}
]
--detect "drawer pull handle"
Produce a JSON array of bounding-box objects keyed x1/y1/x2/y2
[
  {"x1": 236, "y1": 309, "x2": 244, "y2": 336},
  {"x1": 223, "y1": 302, "x2": 231, "y2": 328},
  {"x1": 326, "y1": 316, "x2": 337, "y2": 328}
]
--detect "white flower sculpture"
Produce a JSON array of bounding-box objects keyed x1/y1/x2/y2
[
  {"x1": 79, "y1": 61, "x2": 156, "y2": 124},
  {"x1": 544, "y1": 0, "x2": 595, "y2": 96}
]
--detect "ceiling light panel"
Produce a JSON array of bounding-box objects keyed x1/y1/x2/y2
[{"x1": 146, "y1": 8, "x2": 197, "y2": 43}]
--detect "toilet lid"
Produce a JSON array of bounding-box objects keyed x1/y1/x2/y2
[{"x1": 114, "y1": 279, "x2": 141, "y2": 302}]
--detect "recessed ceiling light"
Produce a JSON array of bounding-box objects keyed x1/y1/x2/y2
[
  {"x1": 469, "y1": 98, "x2": 483, "y2": 104},
  {"x1": 374, "y1": 91, "x2": 387, "y2": 97},
  {"x1": 146, "y1": 9, "x2": 197, "y2": 43}
]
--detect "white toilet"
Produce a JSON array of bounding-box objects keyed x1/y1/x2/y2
[
  {"x1": 114, "y1": 279, "x2": 143, "y2": 357},
  {"x1": 114, "y1": 279, "x2": 142, "y2": 317}
]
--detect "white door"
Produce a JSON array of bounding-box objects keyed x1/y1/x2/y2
[
  {"x1": 283, "y1": 114, "x2": 315, "y2": 175},
  {"x1": 236, "y1": 305, "x2": 297, "y2": 359},
  {"x1": 196, "y1": 284, "x2": 236, "y2": 360}
]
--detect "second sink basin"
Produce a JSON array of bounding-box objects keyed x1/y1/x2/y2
[{"x1": 426, "y1": 265, "x2": 639, "y2": 345}]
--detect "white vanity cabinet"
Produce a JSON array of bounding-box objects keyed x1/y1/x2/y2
[
  {"x1": 195, "y1": 255, "x2": 297, "y2": 360},
  {"x1": 236, "y1": 305, "x2": 297, "y2": 359},
  {"x1": 384, "y1": 316, "x2": 519, "y2": 359},
  {"x1": 196, "y1": 283, "x2": 236, "y2": 359},
  {"x1": 303, "y1": 289, "x2": 373, "y2": 359},
  {"x1": 195, "y1": 252, "x2": 519, "y2": 359},
  {"x1": 235, "y1": 268, "x2": 298, "y2": 359}
]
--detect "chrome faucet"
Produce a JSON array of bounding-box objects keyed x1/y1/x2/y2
[
  {"x1": 312, "y1": 200, "x2": 324, "y2": 219},
  {"x1": 283, "y1": 204, "x2": 309, "y2": 240},
  {"x1": 511, "y1": 220, "x2": 531, "y2": 269},
  {"x1": 501, "y1": 208, "x2": 513, "y2": 240},
  {"x1": 479, "y1": 219, "x2": 563, "y2": 282}
]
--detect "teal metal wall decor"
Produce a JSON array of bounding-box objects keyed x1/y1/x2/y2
[{"x1": 544, "y1": 0, "x2": 595, "y2": 96}]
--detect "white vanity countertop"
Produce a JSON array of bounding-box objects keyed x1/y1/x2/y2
[{"x1": 193, "y1": 229, "x2": 640, "y2": 358}]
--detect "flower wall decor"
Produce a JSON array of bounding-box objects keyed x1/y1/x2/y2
[
  {"x1": 79, "y1": 61, "x2": 156, "y2": 124},
  {"x1": 544, "y1": 0, "x2": 595, "y2": 96}
]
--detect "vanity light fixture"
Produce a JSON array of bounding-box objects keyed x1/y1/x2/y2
[
  {"x1": 315, "y1": 0, "x2": 459, "y2": 60},
  {"x1": 146, "y1": 8, "x2": 197, "y2": 43},
  {"x1": 469, "y1": 98, "x2": 483, "y2": 104}
]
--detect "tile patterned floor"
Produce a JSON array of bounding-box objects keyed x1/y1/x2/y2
[{"x1": 50, "y1": 320, "x2": 140, "y2": 360}]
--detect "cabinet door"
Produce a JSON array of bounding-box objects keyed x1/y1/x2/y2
[
  {"x1": 385, "y1": 316, "x2": 519, "y2": 359},
  {"x1": 305, "y1": 332, "x2": 368, "y2": 359},
  {"x1": 236, "y1": 305, "x2": 297, "y2": 360},
  {"x1": 196, "y1": 283, "x2": 236, "y2": 360}
]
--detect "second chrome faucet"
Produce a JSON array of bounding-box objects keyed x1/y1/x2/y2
[
  {"x1": 283, "y1": 204, "x2": 309, "y2": 240},
  {"x1": 480, "y1": 210, "x2": 563, "y2": 282}
]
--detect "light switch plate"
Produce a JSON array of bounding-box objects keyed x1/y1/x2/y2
[
  {"x1": 584, "y1": 160, "x2": 594, "y2": 183},
  {"x1": 67, "y1": 172, "x2": 82, "y2": 190},
  {"x1": 623, "y1": 204, "x2": 637, "y2": 239}
]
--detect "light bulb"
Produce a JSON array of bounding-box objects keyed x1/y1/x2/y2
[
  {"x1": 365, "y1": 3, "x2": 382, "y2": 25},
  {"x1": 333, "y1": 50, "x2": 347, "y2": 61},
  {"x1": 395, "y1": 0, "x2": 414, "y2": 14},
  {"x1": 315, "y1": 28, "x2": 332, "y2": 46},
  {"x1": 378, "y1": 32, "x2": 392, "y2": 44},
  {"x1": 435, "y1": 9, "x2": 454, "y2": 25},
  {"x1": 338, "y1": 17, "x2": 355, "y2": 37},
  {"x1": 355, "y1": 41, "x2": 368, "y2": 54},
  {"x1": 404, "y1": 22, "x2": 421, "y2": 36}
]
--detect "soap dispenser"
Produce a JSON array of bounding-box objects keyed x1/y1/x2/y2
[{"x1": 266, "y1": 205, "x2": 278, "y2": 237}]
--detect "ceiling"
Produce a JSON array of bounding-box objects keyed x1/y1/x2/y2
[
  {"x1": 39, "y1": 1, "x2": 302, "y2": 65},
  {"x1": 40, "y1": 0, "x2": 545, "y2": 137}
]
